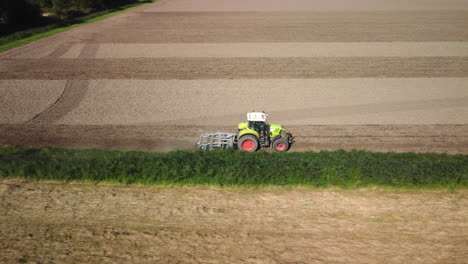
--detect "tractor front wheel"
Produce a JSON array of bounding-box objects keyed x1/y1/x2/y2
[
  {"x1": 272, "y1": 137, "x2": 290, "y2": 152},
  {"x1": 238, "y1": 135, "x2": 259, "y2": 152}
]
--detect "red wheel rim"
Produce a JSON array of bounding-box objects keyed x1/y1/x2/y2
[
  {"x1": 276, "y1": 143, "x2": 286, "y2": 151},
  {"x1": 241, "y1": 139, "x2": 255, "y2": 151}
]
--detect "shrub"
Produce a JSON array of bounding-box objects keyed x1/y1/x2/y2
[{"x1": 0, "y1": 147, "x2": 466, "y2": 188}]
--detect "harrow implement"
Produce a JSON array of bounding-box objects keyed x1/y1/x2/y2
[{"x1": 197, "y1": 132, "x2": 237, "y2": 151}]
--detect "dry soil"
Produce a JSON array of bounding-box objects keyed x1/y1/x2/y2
[
  {"x1": 1, "y1": 1, "x2": 468, "y2": 262},
  {"x1": 1, "y1": 0, "x2": 468, "y2": 153},
  {"x1": 0, "y1": 179, "x2": 466, "y2": 264}
]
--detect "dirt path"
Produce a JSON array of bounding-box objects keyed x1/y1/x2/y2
[{"x1": 0, "y1": 179, "x2": 466, "y2": 263}]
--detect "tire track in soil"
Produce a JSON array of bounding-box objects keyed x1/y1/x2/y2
[
  {"x1": 25, "y1": 44, "x2": 98, "y2": 124},
  {"x1": 78, "y1": 44, "x2": 99, "y2": 58},
  {"x1": 28, "y1": 80, "x2": 90, "y2": 124},
  {"x1": 44, "y1": 43, "x2": 74, "y2": 58}
]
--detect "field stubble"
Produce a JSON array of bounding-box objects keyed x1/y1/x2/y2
[{"x1": 0, "y1": 179, "x2": 466, "y2": 263}]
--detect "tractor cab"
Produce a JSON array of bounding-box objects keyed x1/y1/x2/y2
[{"x1": 246, "y1": 112, "x2": 270, "y2": 144}]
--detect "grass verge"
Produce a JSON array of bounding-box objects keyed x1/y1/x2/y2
[
  {"x1": 0, "y1": 147, "x2": 466, "y2": 189},
  {"x1": 0, "y1": 0, "x2": 156, "y2": 52}
]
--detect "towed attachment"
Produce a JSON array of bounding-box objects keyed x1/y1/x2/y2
[{"x1": 197, "y1": 132, "x2": 237, "y2": 151}]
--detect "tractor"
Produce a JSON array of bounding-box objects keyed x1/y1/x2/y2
[
  {"x1": 197, "y1": 112, "x2": 294, "y2": 152},
  {"x1": 236, "y1": 112, "x2": 294, "y2": 152}
]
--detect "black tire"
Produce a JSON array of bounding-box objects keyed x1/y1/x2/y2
[
  {"x1": 272, "y1": 137, "x2": 290, "y2": 152},
  {"x1": 238, "y1": 135, "x2": 259, "y2": 152},
  {"x1": 287, "y1": 133, "x2": 294, "y2": 151}
]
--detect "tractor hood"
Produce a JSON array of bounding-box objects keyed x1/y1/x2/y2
[
  {"x1": 238, "y1": 122, "x2": 248, "y2": 130},
  {"x1": 269, "y1": 124, "x2": 284, "y2": 131},
  {"x1": 269, "y1": 123, "x2": 287, "y2": 137}
]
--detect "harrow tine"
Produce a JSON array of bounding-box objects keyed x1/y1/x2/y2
[{"x1": 197, "y1": 132, "x2": 236, "y2": 151}]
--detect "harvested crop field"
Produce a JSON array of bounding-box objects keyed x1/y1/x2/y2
[
  {"x1": 1, "y1": 1, "x2": 468, "y2": 262},
  {"x1": 0, "y1": 179, "x2": 467, "y2": 263},
  {"x1": 1, "y1": 0, "x2": 468, "y2": 153}
]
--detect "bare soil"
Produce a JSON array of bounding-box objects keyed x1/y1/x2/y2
[
  {"x1": 89, "y1": 43, "x2": 468, "y2": 58},
  {"x1": 84, "y1": 11, "x2": 468, "y2": 43},
  {"x1": 146, "y1": 0, "x2": 468, "y2": 12},
  {"x1": 0, "y1": 80, "x2": 66, "y2": 124},
  {"x1": 0, "y1": 179, "x2": 466, "y2": 264},
  {"x1": 1, "y1": 11, "x2": 467, "y2": 59},
  {"x1": 1, "y1": 0, "x2": 468, "y2": 262},
  {"x1": 1, "y1": 57, "x2": 467, "y2": 80},
  {"x1": 0, "y1": 2, "x2": 467, "y2": 154},
  {"x1": 2, "y1": 124, "x2": 468, "y2": 153}
]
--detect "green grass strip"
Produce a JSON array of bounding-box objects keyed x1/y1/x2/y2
[
  {"x1": 0, "y1": 0, "x2": 157, "y2": 52},
  {"x1": 0, "y1": 147, "x2": 467, "y2": 189}
]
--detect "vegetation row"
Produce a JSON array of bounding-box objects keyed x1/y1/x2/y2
[{"x1": 0, "y1": 147, "x2": 467, "y2": 189}]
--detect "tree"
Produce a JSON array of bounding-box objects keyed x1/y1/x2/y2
[
  {"x1": 51, "y1": 0, "x2": 68, "y2": 18},
  {"x1": 79, "y1": 0, "x2": 92, "y2": 10},
  {"x1": 31, "y1": 0, "x2": 53, "y2": 9},
  {"x1": 0, "y1": 0, "x2": 41, "y2": 26}
]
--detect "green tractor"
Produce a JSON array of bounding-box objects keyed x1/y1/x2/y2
[
  {"x1": 236, "y1": 112, "x2": 294, "y2": 152},
  {"x1": 197, "y1": 112, "x2": 294, "y2": 152}
]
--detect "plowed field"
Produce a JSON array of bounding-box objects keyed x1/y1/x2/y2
[
  {"x1": 1, "y1": 0, "x2": 468, "y2": 153},
  {"x1": 1, "y1": 0, "x2": 468, "y2": 262}
]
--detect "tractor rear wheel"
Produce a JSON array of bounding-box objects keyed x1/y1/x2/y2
[
  {"x1": 272, "y1": 137, "x2": 289, "y2": 152},
  {"x1": 238, "y1": 135, "x2": 259, "y2": 152}
]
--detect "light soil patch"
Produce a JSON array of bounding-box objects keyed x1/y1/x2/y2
[
  {"x1": 0, "y1": 179, "x2": 466, "y2": 263},
  {"x1": 28, "y1": 80, "x2": 90, "y2": 124},
  {"x1": 39, "y1": 78, "x2": 468, "y2": 126},
  {"x1": 57, "y1": 43, "x2": 85, "y2": 58},
  {"x1": 0, "y1": 80, "x2": 66, "y2": 124}
]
